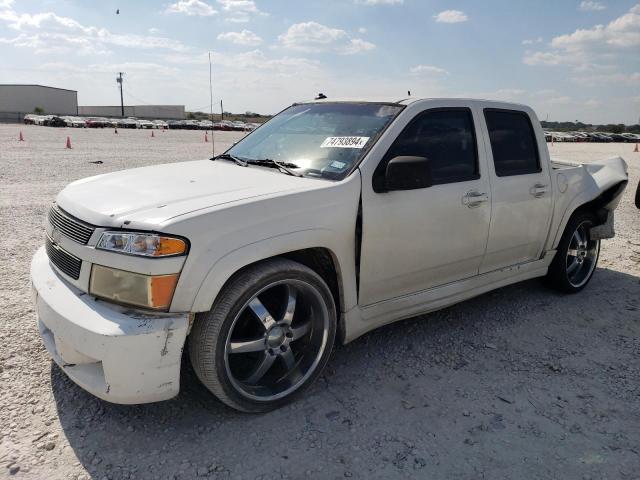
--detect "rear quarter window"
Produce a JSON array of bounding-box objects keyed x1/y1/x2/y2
[{"x1": 484, "y1": 109, "x2": 541, "y2": 177}]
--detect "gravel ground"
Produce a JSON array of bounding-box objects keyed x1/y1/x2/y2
[{"x1": 1, "y1": 124, "x2": 639, "y2": 480}]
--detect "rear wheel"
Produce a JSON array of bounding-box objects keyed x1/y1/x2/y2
[
  {"x1": 545, "y1": 211, "x2": 600, "y2": 293},
  {"x1": 189, "y1": 258, "x2": 336, "y2": 412}
]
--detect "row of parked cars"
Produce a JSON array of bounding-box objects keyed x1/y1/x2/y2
[
  {"x1": 23, "y1": 114, "x2": 260, "y2": 131},
  {"x1": 544, "y1": 131, "x2": 640, "y2": 143},
  {"x1": 166, "y1": 119, "x2": 260, "y2": 131}
]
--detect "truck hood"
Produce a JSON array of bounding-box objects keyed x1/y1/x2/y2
[{"x1": 56, "y1": 160, "x2": 323, "y2": 228}]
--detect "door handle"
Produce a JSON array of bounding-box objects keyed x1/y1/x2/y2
[
  {"x1": 530, "y1": 183, "x2": 548, "y2": 198},
  {"x1": 462, "y1": 191, "x2": 489, "y2": 208}
]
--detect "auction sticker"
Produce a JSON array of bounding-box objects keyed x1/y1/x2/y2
[{"x1": 321, "y1": 136, "x2": 370, "y2": 148}]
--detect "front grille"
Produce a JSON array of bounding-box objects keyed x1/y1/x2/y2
[
  {"x1": 48, "y1": 205, "x2": 95, "y2": 245},
  {"x1": 45, "y1": 236, "x2": 82, "y2": 280}
]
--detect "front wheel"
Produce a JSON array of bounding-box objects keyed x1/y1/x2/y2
[
  {"x1": 189, "y1": 258, "x2": 336, "y2": 412},
  {"x1": 545, "y1": 211, "x2": 600, "y2": 293}
]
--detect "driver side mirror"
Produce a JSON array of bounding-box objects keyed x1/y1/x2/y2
[{"x1": 385, "y1": 156, "x2": 433, "y2": 191}]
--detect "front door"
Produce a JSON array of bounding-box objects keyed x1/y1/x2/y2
[{"x1": 358, "y1": 107, "x2": 492, "y2": 306}]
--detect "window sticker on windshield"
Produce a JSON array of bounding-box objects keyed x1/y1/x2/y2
[
  {"x1": 330, "y1": 160, "x2": 347, "y2": 169},
  {"x1": 320, "y1": 136, "x2": 370, "y2": 149}
]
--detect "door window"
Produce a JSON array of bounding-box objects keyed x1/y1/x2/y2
[
  {"x1": 484, "y1": 109, "x2": 541, "y2": 177},
  {"x1": 375, "y1": 108, "x2": 479, "y2": 190}
]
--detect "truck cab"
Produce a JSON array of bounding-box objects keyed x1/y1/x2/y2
[{"x1": 31, "y1": 97, "x2": 628, "y2": 412}]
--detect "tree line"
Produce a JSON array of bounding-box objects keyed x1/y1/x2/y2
[{"x1": 540, "y1": 121, "x2": 640, "y2": 134}]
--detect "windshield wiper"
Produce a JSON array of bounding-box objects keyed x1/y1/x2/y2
[
  {"x1": 212, "y1": 153, "x2": 248, "y2": 167},
  {"x1": 246, "y1": 158, "x2": 304, "y2": 177}
]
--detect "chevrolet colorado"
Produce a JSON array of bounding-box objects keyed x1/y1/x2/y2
[{"x1": 31, "y1": 98, "x2": 628, "y2": 412}]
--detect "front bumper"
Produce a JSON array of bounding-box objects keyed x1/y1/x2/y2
[{"x1": 31, "y1": 247, "x2": 190, "y2": 404}]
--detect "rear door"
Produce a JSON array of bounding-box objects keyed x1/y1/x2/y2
[{"x1": 479, "y1": 108, "x2": 553, "y2": 273}]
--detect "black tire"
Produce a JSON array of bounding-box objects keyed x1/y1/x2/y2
[
  {"x1": 188, "y1": 258, "x2": 337, "y2": 412},
  {"x1": 545, "y1": 210, "x2": 600, "y2": 293}
]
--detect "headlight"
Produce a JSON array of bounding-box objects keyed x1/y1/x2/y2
[
  {"x1": 97, "y1": 232, "x2": 187, "y2": 257},
  {"x1": 90, "y1": 265, "x2": 178, "y2": 310}
]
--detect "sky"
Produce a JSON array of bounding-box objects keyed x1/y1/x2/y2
[{"x1": 1, "y1": 0, "x2": 639, "y2": 124}]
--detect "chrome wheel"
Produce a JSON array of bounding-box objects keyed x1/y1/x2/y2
[
  {"x1": 565, "y1": 221, "x2": 599, "y2": 288},
  {"x1": 223, "y1": 279, "x2": 330, "y2": 401}
]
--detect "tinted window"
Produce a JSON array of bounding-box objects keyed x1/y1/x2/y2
[
  {"x1": 378, "y1": 109, "x2": 478, "y2": 188},
  {"x1": 484, "y1": 110, "x2": 540, "y2": 176}
]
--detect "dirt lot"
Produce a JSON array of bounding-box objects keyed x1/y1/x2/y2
[{"x1": 1, "y1": 124, "x2": 639, "y2": 480}]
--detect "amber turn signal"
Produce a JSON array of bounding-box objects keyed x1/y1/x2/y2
[{"x1": 90, "y1": 265, "x2": 179, "y2": 311}]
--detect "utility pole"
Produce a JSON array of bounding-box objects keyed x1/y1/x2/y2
[
  {"x1": 220, "y1": 100, "x2": 224, "y2": 121},
  {"x1": 116, "y1": 72, "x2": 124, "y2": 117}
]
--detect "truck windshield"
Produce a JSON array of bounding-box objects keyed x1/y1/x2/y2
[{"x1": 223, "y1": 102, "x2": 403, "y2": 180}]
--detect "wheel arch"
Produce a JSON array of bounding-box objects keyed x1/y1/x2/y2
[
  {"x1": 189, "y1": 231, "x2": 356, "y2": 342},
  {"x1": 551, "y1": 180, "x2": 627, "y2": 249}
]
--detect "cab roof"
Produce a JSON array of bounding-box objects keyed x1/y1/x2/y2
[{"x1": 300, "y1": 96, "x2": 530, "y2": 110}]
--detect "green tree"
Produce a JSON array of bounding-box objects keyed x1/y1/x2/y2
[{"x1": 33, "y1": 106, "x2": 45, "y2": 114}]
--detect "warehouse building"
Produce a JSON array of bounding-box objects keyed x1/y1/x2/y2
[
  {"x1": 0, "y1": 84, "x2": 78, "y2": 122},
  {"x1": 0, "y1": 83, "x2": 185, "y2": 121},
  {"x1": 78, "y1": 105, "x2": 185, "y2": 119}
]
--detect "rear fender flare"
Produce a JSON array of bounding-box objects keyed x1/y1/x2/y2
[{"x1": 551, "y1": 181, "x2": 627, "y2": 249}]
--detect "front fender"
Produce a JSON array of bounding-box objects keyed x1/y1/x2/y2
[{"x1": 188, "y1": 229, "x2": 357, "y2": 314}]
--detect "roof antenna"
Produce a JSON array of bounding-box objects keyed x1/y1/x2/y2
[{"x1": 315, "y1": 93, "x2": 327, "y2": 100}]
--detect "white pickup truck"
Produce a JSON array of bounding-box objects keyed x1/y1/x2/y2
[{"x1": 31, "y1": 98, "x2": 628, "y2": 412}]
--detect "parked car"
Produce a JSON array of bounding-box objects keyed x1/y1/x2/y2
[
  {"x1": 35, "y1": 115, "x2": 52, "y2": 126},
  {"x1": 85, "y1": 117, "x2": 108, "y2": 128},
  {"x1": 43, "y1": 116, "x2": 66, "y2": 127},
  {"x1": 23, "y1": 114, "x2": 40, "y2": 125},
  {"x1": 608, "y1": 133, "x2": 627, "y2": 142},
  {"x1": 116, "y1": 118, "x2": 138, "y2": 129},
  {"x1": 31, "y1": 98, "x2": 628, "y2": 412},
  {"x1": 571, "y1": 132, "x2": 590, "y2": 142},
  {"x1": 213, "y1": 120, "x2": 235, "y2": 131},
  {"x1": 551, "y1": 132, "x2": 576, "y2": 142},
  {"x1": 585, "y1": 132, "x2": 606, "y2": 142},
  {"x1": 62, "y1": 116, "x2": 86, "y2": 128},
  {"x1": 153, "y1": 120, "x2": 169, "y2": 129},
  {"x1": 136, "y1": 119, "x2": 155, "y2": 129},
  {"x1": 620, "y1": 133, "x2": 640, "y2": 142}
]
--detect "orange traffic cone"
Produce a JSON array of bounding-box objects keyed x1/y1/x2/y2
[
  {"x1": 19, "y1": 131, "x2": 24, "y2": 141},
  {"x1": 205, "y1": 132, "x2": 209, "y2": 143},
  {"x1": 65, "y1": 136, "x2": 72, "y2": 149},
  {"x1": 634, "y1": 143, "x2": 639, "y2": 153},
  {"x1": 151, "y1": 130, "x2": 155, "y2": 138}
]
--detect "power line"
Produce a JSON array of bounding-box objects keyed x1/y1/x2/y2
[{"x1": 123, "y1": 90, "x2": 155, "y2": 105}]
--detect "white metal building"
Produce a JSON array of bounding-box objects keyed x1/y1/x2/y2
[
  {"x1": 78, "y1": 105, "x2": 185, "y2": 120},
  {"x1": 0, "y1": 84, "x2": 78, "y2": 120}
]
